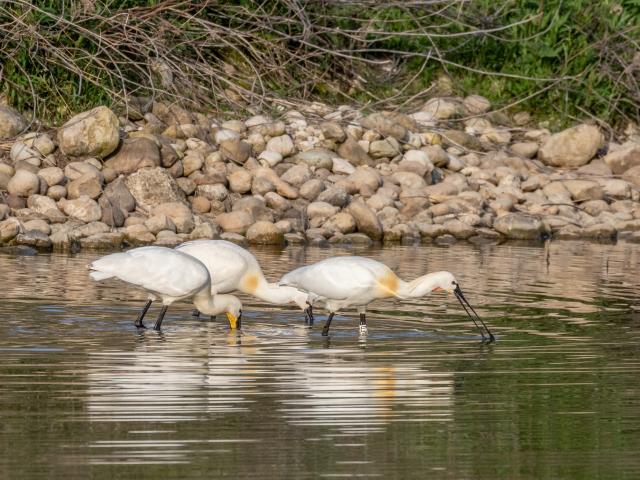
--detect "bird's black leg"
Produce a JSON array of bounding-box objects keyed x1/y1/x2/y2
[
  {"x1": 322, "y1": 312, "x2": 335, "y2": 336},
  {"x1": 153, "y1": 306, "x2": 169, "y2": 331},
  {"x1": 305, "y1": 304, "x2": 314, "y2": 325},
  {"x1": 210, "y1": 315, "x2": 216, "y2": 321},
  {"x1": 135, "y1": 299, "x2": 152, "y2": 329},
  {"x1": 359, "y1": 313, "x2": 368, "y2": 334},
  {"x1": 191, "y1": 309, "x2": 201, "y2": 319}
]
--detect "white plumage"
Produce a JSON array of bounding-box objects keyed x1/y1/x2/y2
[
  {"x1": 281, "y1": 255, "x2": 494, "y2": 340},
  {"x1": 89, "y1": 246, "x2": 242, "y2": 330},
  {"x1": 176, "y1": 240, "x2": 312, "y2": 315}
]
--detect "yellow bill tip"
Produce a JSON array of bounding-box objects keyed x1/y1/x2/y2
[{"x1": 226, "y1": 312, "x2": 238, "y2": 329}]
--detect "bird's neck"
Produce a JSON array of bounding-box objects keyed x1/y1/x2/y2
[
  {"x1": 254, "y1": 282, "x2": 303, "y2": 306},
  {"x1": 396, "y1": 273, "x2": 443, "y2": 299},
  {"x1": 193, "y1": 289, "x2": 229, "y2": 315}
]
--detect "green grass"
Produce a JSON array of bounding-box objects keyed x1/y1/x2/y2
[{"x1": 0, "y1": 1, "x2": 638, "y2": 128}]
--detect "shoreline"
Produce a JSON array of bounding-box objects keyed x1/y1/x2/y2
[{"x1": 2, "y1": 95, "x2": 640, "y2": 252}]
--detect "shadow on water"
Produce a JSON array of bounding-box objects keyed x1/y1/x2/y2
[{"x1": 0, "y1": 241, "x2": 640, "y2": 479}]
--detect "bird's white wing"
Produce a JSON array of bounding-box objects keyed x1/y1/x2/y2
[
  {"x1": 90, "y1": 247, "x2": 209, "y2": 297},
  {"x1": 281, "y1": 256, "x2": 383, "y2": 301},
  {"x1": 176, "y1": 240, "x2": 251, "y2": 293}
]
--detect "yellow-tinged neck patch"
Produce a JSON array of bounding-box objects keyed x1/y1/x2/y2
[
  {"x1": 242, "y1": 273, "x2": 260, "y2": 293},
  {"x1": 376, "y1": 272, "x2": 399, "y2": 298}
]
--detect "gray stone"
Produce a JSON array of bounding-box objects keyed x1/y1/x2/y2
[
  {"x1": 72, "y1": 221, "x2": 110, "y2": 238},
  {"x1": 228, "y1": 169, "x2": 252, "y2": 194},
  {"x1": 444, "y1": 219, "x2": 475, "y2": 239},
  {"x1": 284, "y1": 232, "x2": 306, "y2": 244},
  {"x1": 182, "y1": 152, "x2": 204, "y2": 176},
  {"x1": 80, "y1": 232, "x2": 125, "y2": 250},
  {"x1": 0, "y1": 204, "x2": 9, "y2": 221},
  {"x1": 561, "y1": 180, "x2": 604, "y2": 202},
  {"x1": 331, "y1": 157, "x2": 355, "y2": 175},
  {"x1": 27, "y1": 195, "x2": 63, "y2": 218},
  {"x1": 188, "y1": 221, "x2": 220, "y2": 240},
  {"x1": 511, "y1": 142, "x2": 539, "y2": 158},
  {"x1": 307, "y1": 202, "x2": 338, "y2": 221},
  {"x1": 145, "y1": 214, "x2": 176, "y2": 234},
  {"x1": 60, "y1": 196, "x2": 102, "y2": 223},
  {"x1": 360, "y1": 112, "x2": 409, "y2": 141},
  {"x1": 398, "y1": 150, "x2": 434, "y2": 177},
  {"x1": 281, "y1": 164, "x2": 312, "y2": 187},
  {"x1": 493, "y1": 213, "x2": 544, "y2": 239},
  {"x1": 299, "y1": 179, "x2": 324, "y2": 201},
  {"x1": 317, "y1": 187, "x2": 349, "y2": 207},
  {"x1": 220, "y1": 231, "x2": 248, "y2": 246},
  {"x1": 583, "y1": 223, "x2": 617, "y2": 240},
  {"x1": 434, "y1": 234, "x2": 458, "y2": 246},
  {"x1": 347, "y1": 199, "x2": 383, "y2": 240},
  {"x1": 216, "y1": 210, "x2": 254, "y2": 235},
  {"x1": 125, "y1": 167, "x2": 186, "y2": 211},
  {"x1": 16, "y1": 230, "x2": 52, "y2": 250},
  {"x1": 191, "y1": 196, "x2": 211, "y2": 214},
  {"x1": 123, "y1": 224, "x2": 155, "y2": 245},
  {"x1": 538, "y1": 124, "x2": 603, "y2": 167},
  {"x1": 622, "y1": 165, "x2": 640, "y2": 187},
  {"x1": 67, "y1": 172, "x2": 103, "y2": 200},
  {"x1": 258, "y1": 150, "x2": 283, "y2": 168},
  {"x1": 293, "y1": 148, "x2": 334, "y2": 169},
  {"x1": 266, "y1": 135, "x2": 296, "y2": 157},
  {"x1": 154, "y1": 230, "x2": 183, "y2": 247},
  {"x1": 581, "y1": 200, "x2": 609, "y2": 217},
  {"x1": 246, "y1": 221, "x2": 284, "y2": 245},
  {"x1": 104, "y1": 136, "x2": 160, "y2": 174},
  {"x1": 177, "y1": 177, "x2": 197, "y2": 196},
  {"x1": 421, "y1": 98, "x2": 464, "y2": 120},
  {"x1": 369, "y1": 138, "x2": 401, "y2": 159},
  {"x1": 463, "y1": 95, "x2": 491, "y2": 114},
  {"x1": 0, "y1": 105, "x2": 27, "y2": 139},
  {"x1": 0, "y1": 217, "x2": 23, "y2": 242},
  {"x1": 10, "y1": 142, "x2": 42, "y2": 163},
  {"x1": 196, "y1": 183, "x2": 228, "y2": 202},
  {"x1": 104, "y1": 177, "x2": 136, "y2": 213},
  {"x1": 599, "y1": 179, "x2": 631, "y2": 199},
  {"x1": 38, "y1": 167, "x2": 64, "y2": 187},
  {"x1": 264, "y1": 192, "x2": 291, "y2": 212},
  {"x1": 47, "y1": 185, "x2": 67, "y2": 201},
  {"x1": 324, "y1": 212, "x2": 356, "y2": 234},
  {"x1": 64, "y1": 161, "x2": 100, "y2": 181},
  {"x1": 337, "y1": 138, "x2": 372, "y2": 166},
  {"x1": 220, "y1": 138, "x2": 252, "y2": 164},
  {"x1": 603, "y1": 142, "x2": 640, "y2": 174},
  {"x1": 153, "y1": 202, "x2": 193, "y2": 233},
  {"x1": 7, "y1": 170, "x2": 40, "y2": 197},
  {"x1": 392, "y1": 171, "x2": 426, "y2": 191},
  {"x1": 57, "y1": 106, "x2": 120, "y2": 158},
  {"x1": 578, "y1": 159, "x2": 612, "y2": 176},
  {"x1": 320, "y1": 122, "x2": 346, "y2": 142},
  {"x1": 348, "y1": 166, "x2": 382, "y2": 192}
]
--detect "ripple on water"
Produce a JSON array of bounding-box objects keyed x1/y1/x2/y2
[{"x1": 0, "y1": 242, "x2": 639, "y2": 478}]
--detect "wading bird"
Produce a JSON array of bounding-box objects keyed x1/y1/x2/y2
[
  {"x1": 89, "y1": 246, "x2": 242, "y2": 331},
  {"x1": 280, "y1": 256, "x2": 494, "y2": 341},
  {"x1": 176, "y1": 240, "x2": 313, "y2": 322}
]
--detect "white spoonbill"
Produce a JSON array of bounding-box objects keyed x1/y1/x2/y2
[
  {"x1": 280, "y1": 256, "x2": 494, "y2": 341},
  {"x1": 176, "y1": 240, "x2": 313, "y2": 321},
  {"x1": 89, "y1": 246, "x2": 242, "y2": 331}
]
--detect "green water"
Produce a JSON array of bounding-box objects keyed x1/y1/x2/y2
[{"x1": 1, "y1": 242, "x2": 639, "y2": 479}]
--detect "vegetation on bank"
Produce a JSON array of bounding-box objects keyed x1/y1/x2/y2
[{"x1": 0, "y1": 0, "x2": 639, "y2": 128}]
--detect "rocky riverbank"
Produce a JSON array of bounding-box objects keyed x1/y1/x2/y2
[{"x1": 1, "y1": 95, "x2": 640, "y2": 252}]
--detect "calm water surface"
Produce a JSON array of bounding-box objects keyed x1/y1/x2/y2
[{"x1": 1, "y1": 241, "x2": 639, "y2": 479}]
